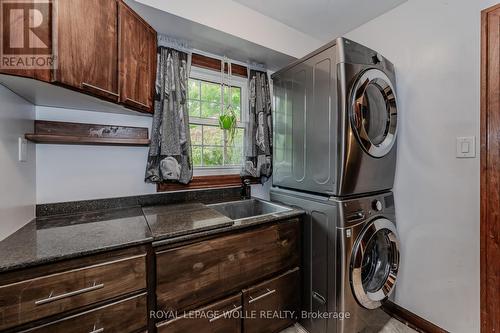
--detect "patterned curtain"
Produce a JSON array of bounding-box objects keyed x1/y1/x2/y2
[
  {"x1": 145, "y1": 47, "x2": 193, "y2": 184},
  {"x1": 241, "y1": 70, "x2": 273, "y2": 181}
]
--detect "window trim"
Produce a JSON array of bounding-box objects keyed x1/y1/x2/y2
[{"x1": 188, "y1": 66, "x2": 249, "y2": 176}]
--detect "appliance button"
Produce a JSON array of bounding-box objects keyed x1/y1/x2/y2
[
  {"x1": 372, "y1": 200, "x2": 383, "y2": 212},
  {"x1": 372, "y1": 54, "x2": 382, "y2": 64}
]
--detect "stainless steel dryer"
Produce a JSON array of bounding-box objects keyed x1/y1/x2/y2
[
  {"x1": 272, "y1": 37, "x2": 398, "y2": 197},
  {"x1": 271, "y1": 188, "x2": 400, "y2": 333}
]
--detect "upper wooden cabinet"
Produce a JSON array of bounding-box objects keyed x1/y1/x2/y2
[
  {"x1": 118, "y1": 1, "x2": 157, "y2": 113},
  {"x1": 0, "y1": 0, "x2": 157, "y2": 114},
  {"x1": 54, "y1": 0, "x2": 120, "y2": 102}
]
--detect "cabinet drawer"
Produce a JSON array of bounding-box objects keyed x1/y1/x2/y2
[
  {"x1": 0, "y1": 253, "x2": 146, "y2": 330},
  {"x1": 156, "y1": 220, "x2": 299, "y2": 312},
  {"x1": 157, "y1": 294, "x2": 242, "y2": 333},
  {"x1": 243, "y1": 268, "x2": 300, "y2": 333},
  {"x1": 21, "y1": 293, "x2": 147, "y2": 333}
]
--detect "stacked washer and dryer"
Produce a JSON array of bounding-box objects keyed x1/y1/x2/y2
[{"x1": 270, "y1": 38, "x2": 400, "y2": 333}]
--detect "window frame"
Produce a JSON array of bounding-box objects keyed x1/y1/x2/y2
[{"x1": 188, "y1": 66, "x2": 249, "y2": 176}]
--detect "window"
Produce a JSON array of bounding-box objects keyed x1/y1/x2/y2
[{"x1": 188, "y1": 66, "x2": 248, "y2": 175}]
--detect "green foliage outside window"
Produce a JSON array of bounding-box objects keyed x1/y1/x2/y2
[{"x1": 188, "y1": 78, "x2": 245, "y2": 168}]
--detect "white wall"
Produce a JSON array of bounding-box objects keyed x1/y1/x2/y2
[
  {"x1": 346, "y1": 1, "x2": 497, "y2": 332},
  {"x1": 36, "y1": 106, "x2": 155, "y2": 204},
  {"x1": 0, "y1": 85, "x2": 36, "y2": 241}
]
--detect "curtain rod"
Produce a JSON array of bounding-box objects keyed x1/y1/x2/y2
[{"x1": 157, "y1": 34, "x2": 267, "y2": 72}]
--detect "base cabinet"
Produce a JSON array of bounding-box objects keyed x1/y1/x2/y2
[
  {"x1": 156, "y1": 220, "x2": 300, "y2": 313},
  {"x1": 156, "y1": 294, "x2": 242, "y2": 333},
  {"x1": 155, "y1": 267, "x2": 300, "y2": 333},
  {"x1": 243, "y1": 268, "x2": 300, "y2": 333},
  {"x1": 21, "y1": 293, "x2": 147, "y2": 333}
]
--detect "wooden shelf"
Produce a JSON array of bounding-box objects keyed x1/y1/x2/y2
[
  {"x1": 25, "y1": 120, "x2": 151, "y2": 146},
  {"x1": 25, "y1": 134, "x2": 150, "y2": 146}
]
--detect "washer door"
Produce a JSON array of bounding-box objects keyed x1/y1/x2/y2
[
  {"x1": 350, "y1": 69, "x2": 398, "y2": 158},
  {"x1": 350, "y1": 218, "x2": 400, "y2": 309}
]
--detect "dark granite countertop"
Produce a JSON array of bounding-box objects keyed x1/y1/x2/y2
[
  {"x1": 0, "y1": 207, "x2": 152, "y2": 273},
  {"x1": 143, "y1": 203, "x2": 234, "y2": 240},
  {"x1": 0, "y1": 195, "x2": 304, "y2": 273}
]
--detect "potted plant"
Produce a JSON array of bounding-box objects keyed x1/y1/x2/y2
[
  {"x1": 219, "y1": 58, "x2": 237, "y2": 144},
  {"x1": 219, "y1": 106, "x2": 237, "y2": 144}
]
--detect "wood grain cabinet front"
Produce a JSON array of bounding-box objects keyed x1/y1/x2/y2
[
  {"x1": 20, "y1": 293, "x2": 148, "y2": 333},
  {"x1": 243, "y1": 268, "x2": 300, "y2": 333},
  {"x1": 54, "y1": 0, "x2": 120, "y2": 102},
  {"x1": 156, "y1": 294, "x2": 242, "y2": 333},
  {"x1": 118, "y1": 1, "x2": 157, "y2": 114},
  {"x1": 0, "y1": 252, "x2": 146, "y2": 330},
  {"x1": 155, "y1": 219, "x2": 300, "y2": 313}
]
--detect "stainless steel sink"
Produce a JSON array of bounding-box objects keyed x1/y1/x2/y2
[{"x1": 208, "y1": 199, "x2": 291, "y2": 220}]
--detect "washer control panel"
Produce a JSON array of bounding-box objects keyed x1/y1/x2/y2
[{"x1": 338, "y1": 192, "x2": 395, "y2": 228}]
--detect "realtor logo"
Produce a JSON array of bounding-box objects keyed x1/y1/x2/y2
[{"x1": 1, "y1": 0, "x2": 56, "y2": 69}]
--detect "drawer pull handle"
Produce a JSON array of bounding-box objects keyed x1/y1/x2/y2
[
  {"x1": 312, "y1": 291, "x2": 327, "y2": 305},
  {"x1": 124, "y1": 98, "x2": 149, "y2": 109},
  {"x1": 89, "y1": 324, "x2": 104, "y2": 333},
  {"x1": 35, "y1": 281, "x2": 104, "y2": 305},
  {"x1": 209, "y1": 305, "x2": 242, "y2": 323},
  {"x1": 81, "y1": 82, "x2": 119, "y2": 98},
  {"x1": 249, "y1": 288, "x2": 276, "y2": 304}
]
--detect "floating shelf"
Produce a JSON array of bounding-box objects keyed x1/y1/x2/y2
[{"x1": 26, "y1": 120, "x2": 151, "y2": 146}]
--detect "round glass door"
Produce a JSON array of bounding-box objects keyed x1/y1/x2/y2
[
  {"x1": 350, "y1": 218, "x2": 400, "y2": 309},
  {"x1": 350, "y1": 69, "x2": 398, "y2": 158}
]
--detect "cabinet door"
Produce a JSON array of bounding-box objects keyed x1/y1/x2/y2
[
  {"x1": 156, "y1": 220, "x2": 300, "y2": 313},
  {"x1": 0, "y1": 251, "x2": 146, "y2": 330},
  {"x1": 23, "y1": 293, "x2": 147, "y2": 333},
  {"x1": 54, "y1": 0, "x2": 119, "y2": 102},
  {"x1": 156, "y1": 294, "x2": 242, "y2": 333},
  {"x1": 243, "y1": 268, "x2": 300, "y2": 333},
  {"x1": 118, "y1": 1, "x2": 157, "y2": 113}
]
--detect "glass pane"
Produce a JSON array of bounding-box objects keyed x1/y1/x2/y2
[
  {"x1": 203, "y1": 147, "x2": 223, "y2": 166},
  {"x1": 201, "y1": 81, "x2": 221, "y2": 103},
  {"x1": 232, "y1": 128, "x2": 244, "y2": 147},
  {"x1": 188, "y1": 79, "x2": 200, "y2": 100},
  {"x1": 188, "y1": 100, "x2": 200, "y2": 118},
  {"x1": 201, "y1": 102, "x2": 220, "y2": 119},
  {"x1": 224, "y1": 87, "x2": 242, "y2": 120},
  {"x1": 190, "y1": 124, "x2": 202, "y2": 145},
  {"x1": 203, "y1": 126, "x2": 223, "y2": 146},
  {"x1": 361, "y1": 230, "x2": 392, "y2": 293},
  {"x1": 362, "y1": 84, "x2": 389, "y2": 145},
  {"x1": 192, "y1": 146, "x2": 202, "y2": 167},
  {"x1": 233, "y1": 106, "x2": 241, "y2": 122},
  {"x1": 226, "y1": 146, "x2": 243, "y2": 165}
]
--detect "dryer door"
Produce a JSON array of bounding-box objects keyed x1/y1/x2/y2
[
  {"x1": 350, "y1": 218, "x2": 400, "y2": 309},
  {"x1": 350, "y1": 69, "x2": 398, "y2": 158}
]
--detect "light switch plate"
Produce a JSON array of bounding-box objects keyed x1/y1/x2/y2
[
  {"x1": 456, "y1": 136, "x2": 475, "y2": 158},
  {"x1": 18, "y1": 137, "x2": 28, "y2": 162}
]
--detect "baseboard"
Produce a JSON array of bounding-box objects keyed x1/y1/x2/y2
[{"x1": 382, "y1": 301, "x2": 449, "y2": 333}]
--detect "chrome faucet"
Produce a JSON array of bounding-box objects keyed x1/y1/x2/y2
[{"x1": 241, "y1": 179, "x2": 252, "y2": 200}]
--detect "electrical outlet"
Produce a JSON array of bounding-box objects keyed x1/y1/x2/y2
[{"x1": 18, "y1": 137, "x2": 28, "y2": 162}]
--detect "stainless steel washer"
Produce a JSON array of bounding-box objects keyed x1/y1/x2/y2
[
  {"x1": 271, "y1": 188, "x2": 400, "y2": 333},
  {"x1": 336, "y1": 193, "x2": 400, "y2": 333}
]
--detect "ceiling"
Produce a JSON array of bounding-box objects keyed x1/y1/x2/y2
[{"x1": 233, "y1": 0, "x2": 407, "y2": 41}]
